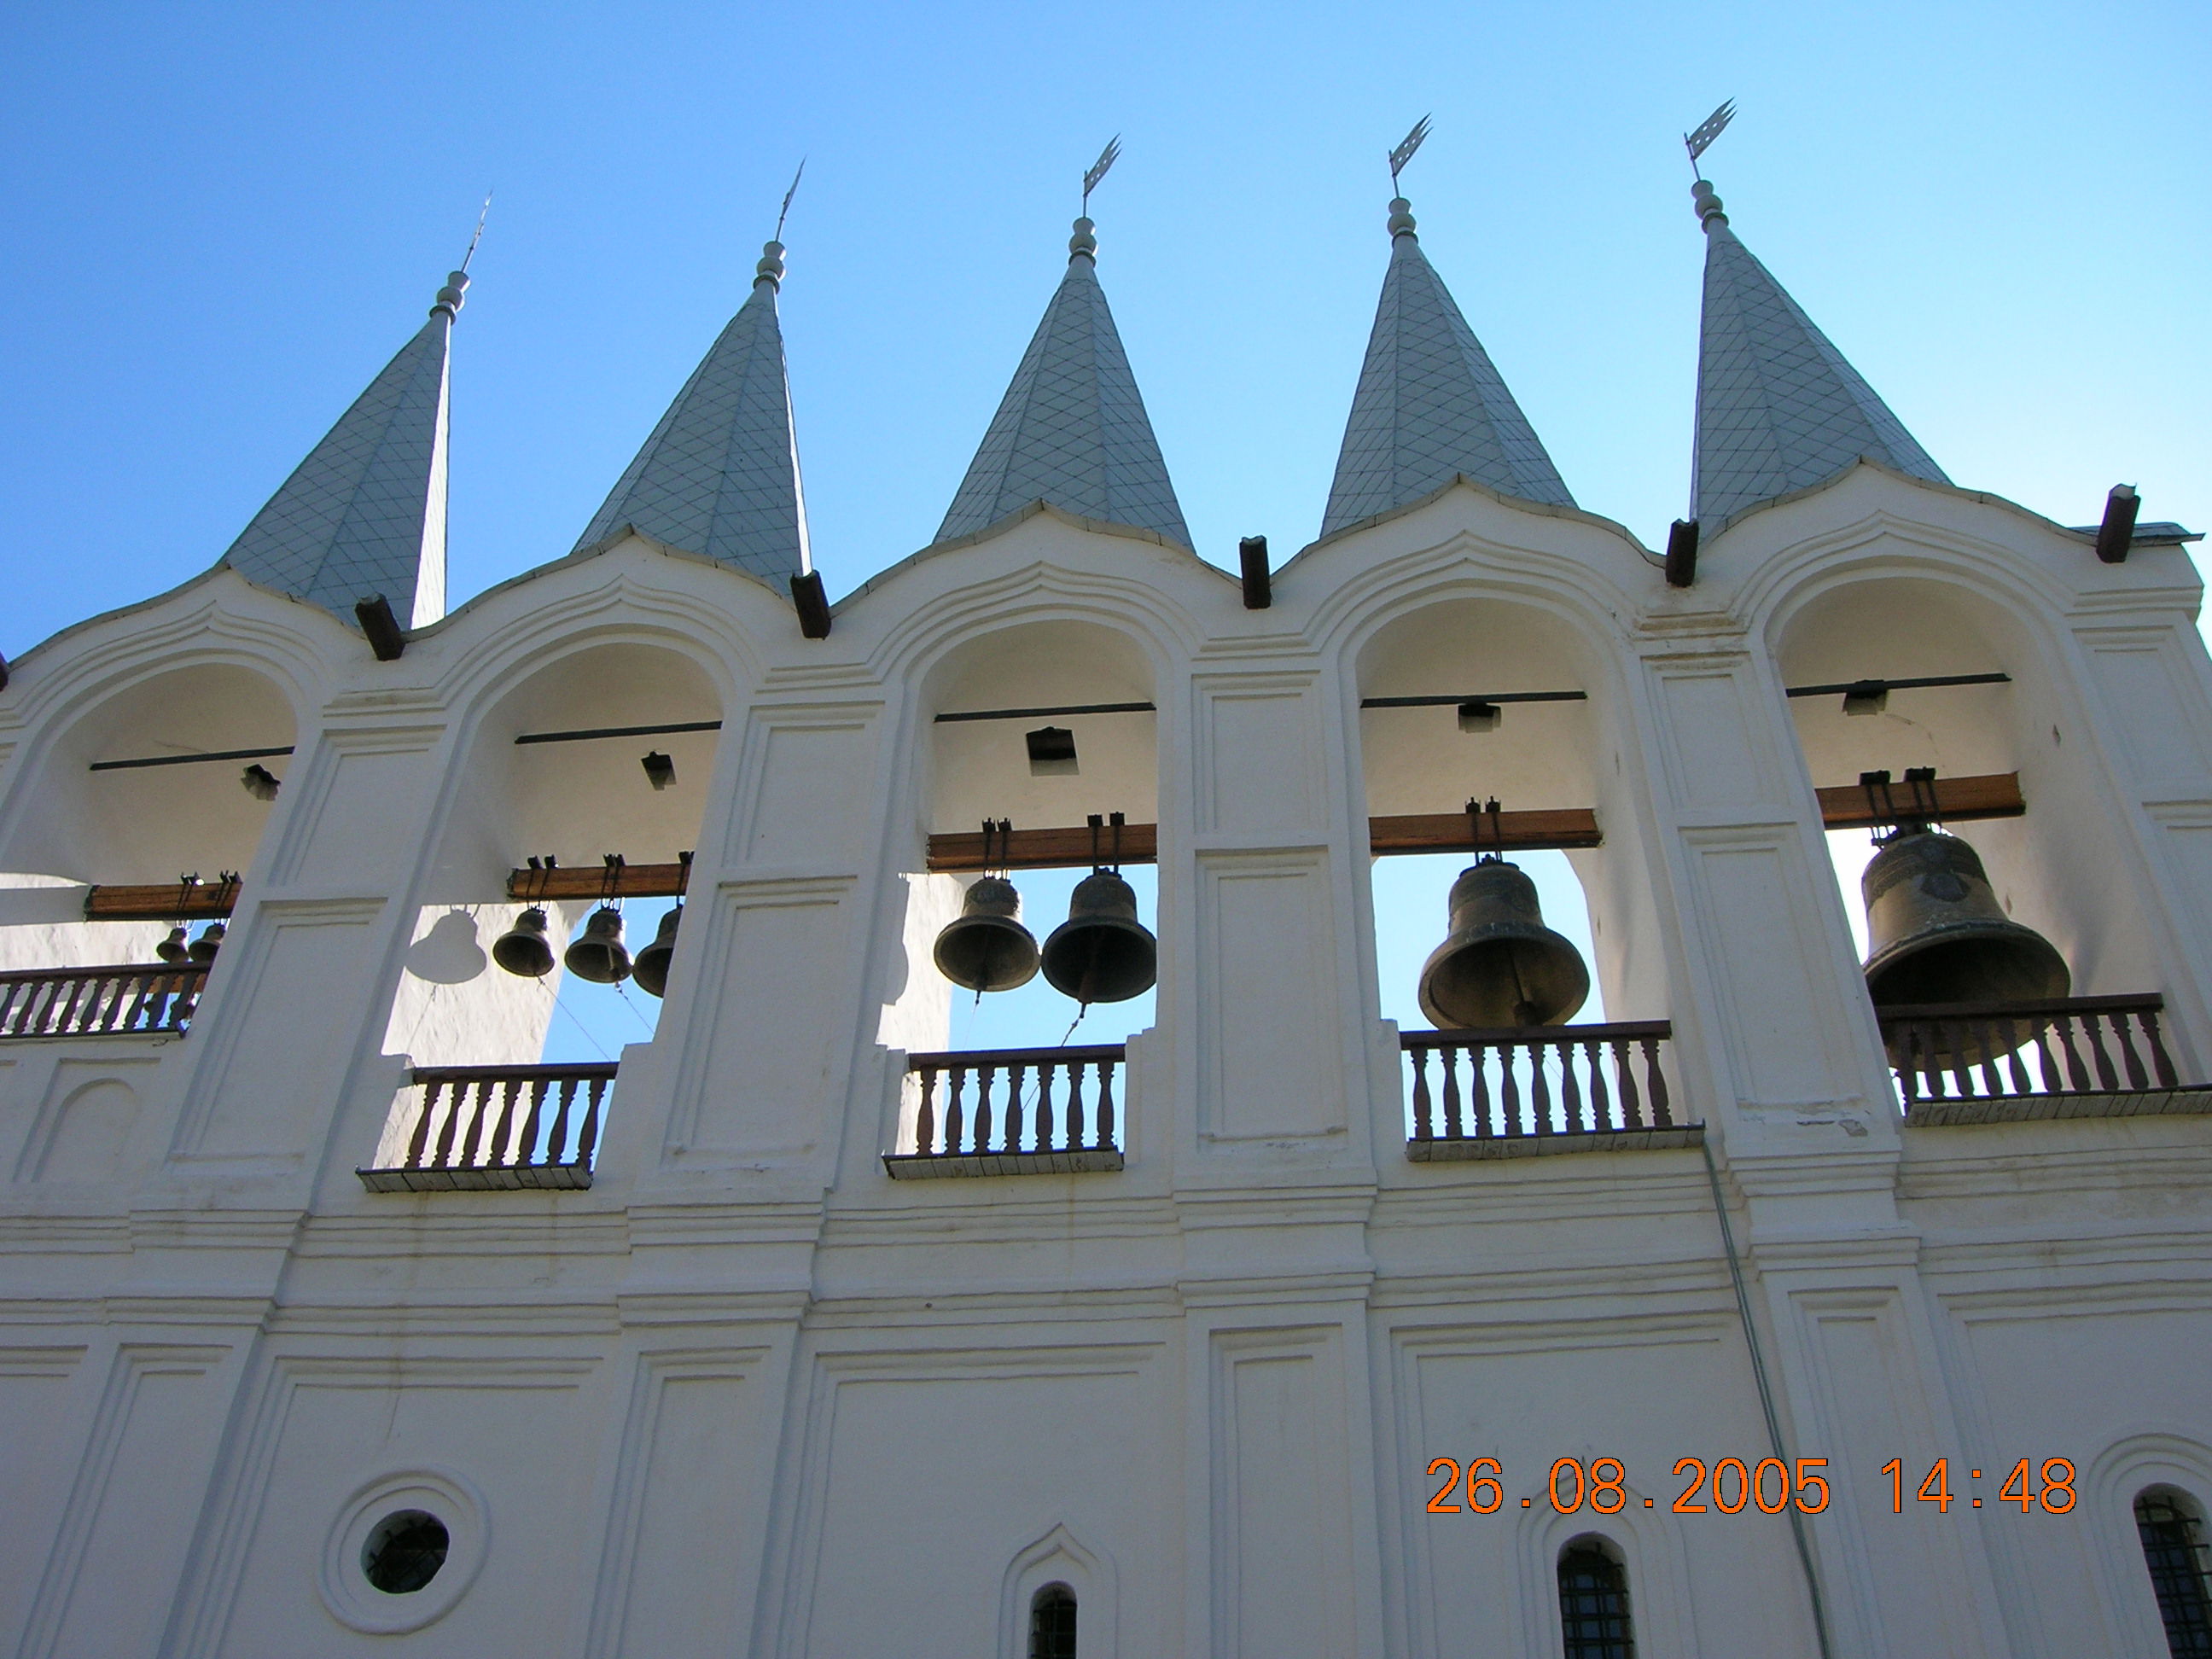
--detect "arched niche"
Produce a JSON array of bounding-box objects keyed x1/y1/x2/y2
[
  {"x1": 426, "y1": 641, "x2": 726, "y2": 902},
  {"x1": 924, "y1": 620, "x2": 1159, "y2": 835},
  {"x1": 1353, "y1": 597, "x2": 1668, "y2": 1025},
  {"x1": 3, "y1": 663, "x2": 298, "y2": 887},
  {"x1": 390, "y1": 641, "x2": 726, "y2": 1069},
  {"x1": 0, "y1": 664, "x2": 298, "y2": 971},
  {"x1": 1772, "y1": 574, "x2": 2159, "y2": 997}
]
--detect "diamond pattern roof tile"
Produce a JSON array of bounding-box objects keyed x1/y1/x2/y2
[
  {"x1": 1321, "y1": 226, "x2": 1573, "y2": 538},
  {"x1": 574, "y1": 274, "x2": 808, "y2": 584},
  {"x1": 1692, "y1": 211, "x2": 1947, "y2": 525},
  {"x1": 935, "y1": 252, "x2": 1190, "y2": 549},
  {"x1": 222, "y1": 310, "x2": 452, "y2": 625}
]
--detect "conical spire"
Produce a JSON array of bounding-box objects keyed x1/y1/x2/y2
[
  {"x1": 575, "y1": 242, "x2": 810, "y2": 585},
  {"x1": 1691, "y1": 179, "x2": 1947, "y2": 525},
  {"x1": 935, "y1": 217, "x2": 1190, "y2": 549},
  {"x1": 1322, "y1": 196, "x2": 1573, "y2": 537},
  {"x1": 221, "y1": 271, "x2": 465, "y2": 628}
]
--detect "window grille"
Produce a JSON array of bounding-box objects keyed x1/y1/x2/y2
[
  {"x1": 1557, "y1": 1542, "x2": 1635, "y2": 1659},
  {"x1": 2138, "y1": 1489, "x2": 2212, "y2": 1657},
  {"x1": 1028, "y1": 1581, "x2": 1076, "y2": 1659}
]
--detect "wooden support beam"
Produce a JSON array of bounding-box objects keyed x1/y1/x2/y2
[
  {"x1": 1663, "y1": 518, "x2": 1699, "y2": 587},
  {"x1": 1368, "y1": 808, "x2": 1604, "y2": 856},
  {"x1": 928, "y1": 822, "x2": 1161, "y2": 872},
  {"x1": 504, "y1": 861, "x2": 691, "y2": 901},
  {"x1": 1814, "y1": 770, "x2": 2023, "y2": 830},
  {"x1": 84, "y1": 881, "x2": 241, "y2": 921},
  {"x1": 2095, "y1": 484, "x2": 2140, "y2": 564},
  {"x1": 790, "y1": 571, "x2": 833, "y2": 638},
  {"x1": 355, "y1": 595, "x2": 407, "y2": 661}
]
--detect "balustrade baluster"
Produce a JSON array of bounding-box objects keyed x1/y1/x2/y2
[
  {"x1": 53, "y1": 975, "x2": 90, "y2": 1034},
  {"x1": 1033, "y1": 1060, "x2": 1056, "y2": 1152},
  {"x1": 1613, "y1": 1040, "x2": 1642, "y2": 1127},
  {"x1": 1584, "y1": 1040, "x2": 1613, "y2": 1131},
  {"x1": 431, "y1": 1080, "x2": 467, "y2": 1168},
  {"x1": 1466, "y1": 1044, "x2": 1493, "y2": 1138},
  {"x1": 1641, "y1": 1038, "x2": 1673, "y2": 1128},
  {"x1": 576, "y1": 1079, "x2": 606, "y2": 1166},
  {"x1": 1499, "y1": 1045, "x2": 1524, "y2": 1136},
  {"x1": 486, "y1": 1078, "x2": 523, "y2": 1167},
  {"x1": 1095, "y1": 1058, "x2": 1116, "y2": 1150},
  {"x1": 2141, "y1": 1010, "x2": 2180, "y2": 1089},
  {"x1": 1004, "y1": 1062, "x2": 1027, "y2": 1154},
  {"x1": 945, "y1": 1068, "x2": 968, "y2": 1155},
  {"x1": 1440, "y1": 1046, "x2": 1464, "y2": 1139},
  {"x1": 1967, "y1": 1019, "x2": 1999, "y2": 1098},
  {"x1": 2086, "y1": 1013, "x2": 2121, "y2": 1091},
  {"x1": 2056, "y1": 1016, "x2": 2093, "y2": 1091},
  {"x1": 916, "y1": 1065, "x2": 940, "y2": 1155},
  {"x1": 973, "y1": 1066, "x2": 997, "y2": 1155},
  {"x1": 1528, "y1": 1043, "x2": 1553, "y2": 1132},
  {"x1": 515, "y1": 1079, "x2": 549, "y2": 1164},
  {"x1": 2112, "y1": 1010, "x2": 2151, "y2": 1091},
  {"x1": 1409, "y1": 1048, "x2": 1434, "y2": 1141},
  {"x1": 1997, "y1": 1019, "x2": 2029, "y2": 1097},
  {"x1": 458, "y1": 1080, "x2": 495, "y2": 1167},
  {"x1": 1064, "y1": 1062, "x2": 1087, "y2": 1152},
  {"x1": 545, "y1": 1079, "x2": 576, "y2": 1165},
  {"x1": 1556, "y1": 1039, "x2": 1585, "y2": 1132},
  {"x1": 406, "y1": 1080, "x2": 443, "y2": 1167}
]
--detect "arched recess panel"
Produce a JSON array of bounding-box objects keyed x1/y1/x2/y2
[{"x1": 1774, "y1": 576, "x2": 2161, "y2": 1000}]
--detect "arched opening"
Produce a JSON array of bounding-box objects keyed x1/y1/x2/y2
[
  {"x1": 1356, "y1": 598, "x2": 1674, "y2": 1148},
  {"x1": 883, "y1": 620, "x2": 1161, "y2": 1168},
  {"x1": 2135, "y1": 1487, "x2": 2212, "y2": 1656},
  {"x1": 1556, "y1": 1536, "x2": 1635, "y2": 1658},
  {"x1": 0, "y1": 664, "x2": 298, "y2": 1025},
  {"x1": 1027, "y1": 1581, "x2": 1077, "y2": 1659},
  {"x1": 398, "y1": 640, "x2": 726, "y2": 1069},
  {"x1": 1775, "y1": 576, "x2": 2175, "y2": 1107}
]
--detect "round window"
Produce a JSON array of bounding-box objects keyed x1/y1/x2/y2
[{"x1": 362, "y1": 1510, "x2": 450, "y2": 1593}]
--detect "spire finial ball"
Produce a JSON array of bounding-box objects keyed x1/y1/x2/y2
[
  {"x1": 431, "y1": 269, "x2": 469, "y2": 319},
  {"x1": 757, "y1": 240, "x2": 787, "y2": 287},
  {"x1": 1068, "y1": 216, "x2": 1098, "y2": 260},
  {"x1": 1388, "y1": 196, "x2": 1417, "y2": 239},
  {"x1": 1691, "y1": 179, "x2": 1728, "y2": 228}
]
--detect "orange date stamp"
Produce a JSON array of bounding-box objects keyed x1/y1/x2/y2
[{"x1": 1423, "y1": 1456, "x2": 2077, "y2": 1516}]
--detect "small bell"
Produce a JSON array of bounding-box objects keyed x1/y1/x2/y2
[
  {"x1": 631, "y1": 906, "x2": 682, "y2": 998},
  {"x1": 564, "y1": 905, "x2": 632, "y2": 984},
  {"x1": 933, "y1": 876, "x2": 1041, "y2": 993},
  {"x1": 1417, "y1": 860, "x2": 1590, "y2": 1029},
  {"x1": 188, "y1": 922, "x2": 226, "y2": 964},
  {"x1": 491, "y1": 907, "x2": 556, "y2": 978},
  {"x1": 155, "y1": 926, "x2": 191, "y2": 967},
  {"x1": 1040, "y1": 870, "x2": 1157, "y2": 1004}
]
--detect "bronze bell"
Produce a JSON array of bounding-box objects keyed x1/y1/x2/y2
[
  {"x1": 188, "y1": 922, "x2": 226, "y2": 964},
  {"x1": 155, "y1": 926, "x2": 191, "y2": 967},
  {"x1": 564, "y1": 905, "x2": 632, "y2": 984},
  {"x1": 631, "y1": 905, "x2": 682, "y2": 998},
  {"x1": 1860, "y1": 830, "x2": 2069, "y2": 1010},
  {"x1": 491, "y1": 907, "x2": 556, "y2": 978},
  {"x1": 1041, "y1": 870, "x2": 1157, "y2": 1004},
  {"x1": 933, "y1": 876, "x2": 1039, "y2": 993},
  {"x1": 1417, "y1": 859, "x2": 1591, "y2": 1029}
]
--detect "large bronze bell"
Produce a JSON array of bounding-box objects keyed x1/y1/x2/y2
[
  {"x1": 491, "y1": 907, "x2": 556, "y2": 978},
  {"x1": 1041, "y1": 870, "x2": 1157, "y2": 1005},
  {"x1": 564, "y1": 905, "x2": 632, "y2": 984},
  {"x1": 1417, "y1": 859, "x2": 1591, "y2": 1029},
  {"x1": 631, "y1": 906, "x2": 681, "y2": 998},
  {"x1": 1860, "y1": 830, "x2": 2069, "y2": 1009},
  {"x1": 189, "y1": 922, "x2": 226, "y2": 964},
  {"x1": 155, "y1": 926, "x2": 191, "y2": 967},
  {"x1": 934, "y1": 876, "x2": 1040, "y2": 993}
]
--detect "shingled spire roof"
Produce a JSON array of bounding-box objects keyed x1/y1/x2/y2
[
  {"x1": 575, "y1": 240, "x2": 810, "y2": 585},
  {"x1": 935, "y1": 217, "x2": 1190, "y2": 549},
  {"x1": 1691, "y1": 179, "x2": 1947, "y2": 525},
  {"x1": 1322, "y1": 196, "x2": 1573, "y2": 537},
  {"x1": 221, "y1": 271, "x2": 466, "y2": 628}
]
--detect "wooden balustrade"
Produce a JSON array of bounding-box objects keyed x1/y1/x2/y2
[
  {"x1": 1402, "y1": 1022, "x2": 1693, "y2": 1159},
  {"x1": 886, "y1": 1045, "x2": 1126, "y2": 1177},
  {"x1": 0, "y1": 963, "x2": 207, "y2": 1039},
  {"x1": 1877, "y1": 994, "x2": 2203, "y2": 1122},
  {"x1": 358, "y1": 1062, "x2": 619, "y2": 1191}
]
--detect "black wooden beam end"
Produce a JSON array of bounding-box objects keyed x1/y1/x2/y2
[
  {"x1": 1664, "y1": 519, "x2": 1699, "y2": 588},
  {"x1": 1238, "y1": 536, "x2": 1272, "y2": 609},
  {"x1": 2095, "y1": 484, "x2": 2140, "y2": 564},
  {"x1": 355, "y1": 595, "x2": 407, "y2": 661},
  {"x1": 790, "y1": 571, "x2": 833, "y2": 639}
]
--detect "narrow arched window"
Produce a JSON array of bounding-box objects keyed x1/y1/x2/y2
[
  {"x1": 2136, "y1": 1488, "x2": 2212, "y2": 1656},
  {"x1": 1029, "y1": 1581, "x2": 1076, "y2": 1659},
  {"x1": 1557, "y1": 1540, "x2": 1635, "y2": 1659}
]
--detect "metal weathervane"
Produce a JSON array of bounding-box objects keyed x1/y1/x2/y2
[
  {"x1": 1388, "y1": 114, "x2": 1431, "y2": 189},
  {"x1": 1082, "y1": 136, "x2": 1121, "y2": 212},
  {"x1": 776, "y1": 159, "x2": 806, "y2": 240},
  {"x1": 1684, "y1": 99, "x2": 1735, "y2": 178},
  {"x1": 461, "y1": 190, "x2": 492, "y2": 273}
]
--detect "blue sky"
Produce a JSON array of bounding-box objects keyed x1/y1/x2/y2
[{"x1": 3, "y1": 2, "x2": 2205, "y2": 1060}]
